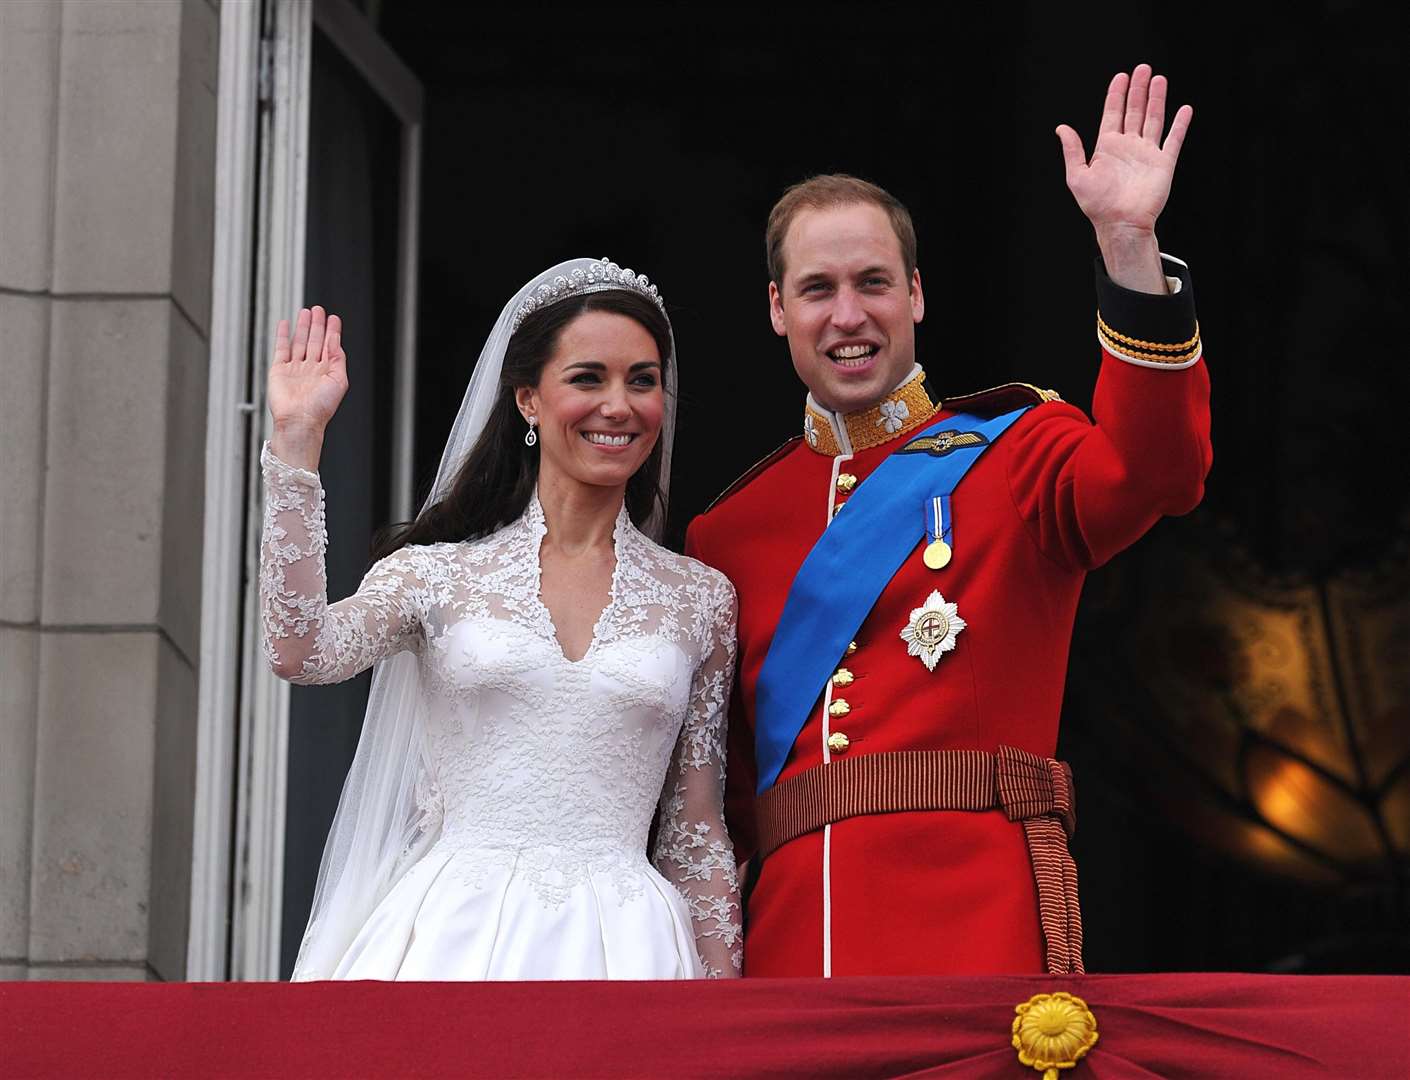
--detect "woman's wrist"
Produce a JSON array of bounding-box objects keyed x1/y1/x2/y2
[{"x1": 270, "y1": 421, "x2": 326, "y2": 471}]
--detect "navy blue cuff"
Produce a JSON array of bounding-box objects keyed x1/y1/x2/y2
[{"x1": 1095, "y1": 256, "x2": 1200, "y2": 366}]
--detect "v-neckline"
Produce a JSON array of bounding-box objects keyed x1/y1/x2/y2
[{"x1": 526, "y1": 490, "x2": 630, "y2": 666}]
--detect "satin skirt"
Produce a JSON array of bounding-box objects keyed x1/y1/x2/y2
[{"x1": 330, "y1": 840, "x2": 704, "y2": 981}]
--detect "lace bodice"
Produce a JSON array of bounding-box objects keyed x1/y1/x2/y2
[{"x1": 259, "y1": 445, "x2": 742, "y2": 976}]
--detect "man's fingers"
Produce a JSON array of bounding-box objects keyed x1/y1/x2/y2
[
  {"x1": 1143, "y1": 74, "x2": 1167, "y2": 143},
  {"x1": 1162, "y1": 104, "x2": 1194, "y2": 160},
  {"x1": 1098, "y1": 72, "x2": 1127, "y2": 136},
  {"x1": 274, "y1": 318, "x2": 291, "y2": 363},
  {"x1": 306, "y1": 305, "x2": 327, "y2": 366},
  {"x1": 324, "y1": 314, "x2": 343, "y2": 363},
  {"x1": 290, "y1": 307, "x2": 311, "y2": 364},
  {"x1": 1055, "y1": 125, "x2": 1087, "y2": 177},
  {"x1": 1124, "y1": 63, "x2": 1152, "y2": 135}
]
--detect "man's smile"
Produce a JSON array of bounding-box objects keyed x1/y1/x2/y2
[{"x1": 826, "y1": 340, "x2": 881, "y2": 368}]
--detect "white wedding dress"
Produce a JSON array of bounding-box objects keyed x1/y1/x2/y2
[{"x1": 259, "y1": 446, "x2": 742, "y2": 979}]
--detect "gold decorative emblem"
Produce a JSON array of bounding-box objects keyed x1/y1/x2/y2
[
  {"x1": 898, "y1": 430, "x2": 988, "y2": 458},
  {"x1": 1011, "y1": 382, "x2": 1063, "y2": 403},
  {"x1": 899, "y1": 590, "x2": 966, "y2": 671},
  {"x1": 1011, "y1": 992, "x2": 1099, "y2": 1079}
]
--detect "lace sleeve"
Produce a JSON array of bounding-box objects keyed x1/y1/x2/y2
[
  {"x1": 651, "y1": 574, "x2": 742, "y2": 978},
  {"x1": 259, "y1": 442, "x2": 422, "y2": 685}
]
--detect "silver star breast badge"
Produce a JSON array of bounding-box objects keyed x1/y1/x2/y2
[{"x1": 899, "y1": 590, "x2": 966, "y2": 671}]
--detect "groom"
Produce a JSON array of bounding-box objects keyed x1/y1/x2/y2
[{"x1": 686, "y1": 65, "x2": 1211, "y2": 976}]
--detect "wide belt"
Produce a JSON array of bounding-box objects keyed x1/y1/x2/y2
[{"x1": 754, "y1": 747, "x2": 1084, "y2": 975}]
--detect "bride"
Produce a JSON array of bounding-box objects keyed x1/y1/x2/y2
[{"x1": 260, "y1": 258, "x2": 741, "y2": 980}]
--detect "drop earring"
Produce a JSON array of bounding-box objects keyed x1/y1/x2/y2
[{"x1": 524, "y1": 416, "x2": 538, "y2": 447}]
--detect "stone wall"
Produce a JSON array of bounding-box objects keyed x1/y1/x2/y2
[{"x1": 0, "y1": 0, "x2": 219, "y2": 982}]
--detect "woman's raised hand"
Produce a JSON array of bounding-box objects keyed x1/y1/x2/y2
[{"x1": 268, "y1": 305, "x2": 347, "y2": 469}]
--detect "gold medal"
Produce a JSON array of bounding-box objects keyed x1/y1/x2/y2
[
  {"x1": 923, "y1": 540, "x2": 952, "y2": 570},
  {"x1": 923, "y1": 496, "x2": 954, "y2": 570}
]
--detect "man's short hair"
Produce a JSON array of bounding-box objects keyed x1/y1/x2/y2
[{"x1": 766, "y1": 174, "x2": 918, "y2": 286}]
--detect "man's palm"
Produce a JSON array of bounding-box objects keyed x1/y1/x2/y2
[{"x1": 1057, "y1": 64, "x2": 1192, "y2": 234}]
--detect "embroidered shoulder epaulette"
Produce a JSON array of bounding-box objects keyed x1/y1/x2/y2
[
  {"x1": 940, "y1": 382, "x2": 1062, "y2": 415},
  {"x1": 702, "y1": 436, "x2": 802, "y2": 514}
]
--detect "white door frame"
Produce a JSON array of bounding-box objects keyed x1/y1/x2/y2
[
  {"x1": 191, "y1": 0, "x2": 422, "y2": 981},
  {"x1": 187, "y1": 0, "x2": 268, "y2": 984}
]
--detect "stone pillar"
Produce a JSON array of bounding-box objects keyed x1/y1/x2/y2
[{"x1": 0, "y1": 0, "x2": 218, "y2": 982}]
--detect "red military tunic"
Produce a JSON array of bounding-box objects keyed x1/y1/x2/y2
[{"x1": 686, "y1": 258, "x2": 1211, "y2": 976}]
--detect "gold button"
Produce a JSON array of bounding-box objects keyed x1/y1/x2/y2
[
  {"x1": 846, "y1": 641, "x2": 858, "y2": 656},
  {"x1": 828, "y1": 698, "x2": 851, "y2": 718},
  {"x1": 832, "y1": 668, "x2": 854, "y2": 687},
  {"x1": 836, "y1": 473, "x2": 858, "y2": 493},
  {"x1": 827, "y1": 732, "x2": 851, "y2": 754}
]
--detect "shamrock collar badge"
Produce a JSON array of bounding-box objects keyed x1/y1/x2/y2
[
  {"x1": 900, "y1": 590, "x2": 966, "y2": 671},
  {"x1": 877, "y1": 397, "x2": 910, "y2": 434}
]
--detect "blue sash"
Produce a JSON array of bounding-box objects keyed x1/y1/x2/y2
[{"x1": 754, "y1": 408, "x2": 1030, "y2": 793}]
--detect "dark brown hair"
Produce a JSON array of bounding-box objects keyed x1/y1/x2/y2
[
  {"x1": 371, "y1": 290, "x2": 671, "y2": 562},
  {"x1": 765, "y1": 174, "x2": 918, "y2": 286}
]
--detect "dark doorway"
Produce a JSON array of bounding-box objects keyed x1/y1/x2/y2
[{"x1": 280, "y1": 24, "x2": 404, "y2": 978}]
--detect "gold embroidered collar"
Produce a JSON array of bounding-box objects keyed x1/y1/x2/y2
[{"x1": 802, "y1": 366, "x2": 937, "y2": 457}]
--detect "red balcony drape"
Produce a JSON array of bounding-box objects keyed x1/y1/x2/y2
[{"x1": 3, "y1": 973, "x2": 1405, "y2": 1078}]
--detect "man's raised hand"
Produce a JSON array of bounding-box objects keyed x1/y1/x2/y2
[
  {"x1": 267, "y1": 305, "x2": 348, "y2": 469},
  {"x1": 1056, "y1": 64, "x2": 1192, "y2": 292}
]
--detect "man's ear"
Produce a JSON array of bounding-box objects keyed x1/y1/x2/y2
[
  {"x1": 769, "y1": 281, "x2": 788, "y2": 337},
  {"x1": 910, "y1": 268, "x2": 925, "y2": 325},
  {"x1": 514, "y1": 385, "x2": 538, "y2": 421}
]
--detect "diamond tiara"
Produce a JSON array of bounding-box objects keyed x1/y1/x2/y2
[{"x1": 510, "y1": 257, "x2": 667, "y2": 333}]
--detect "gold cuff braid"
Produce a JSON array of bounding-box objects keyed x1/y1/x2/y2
[{"x1": 1097, "y1": 314, "x2": 1202, "y2": 365}]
